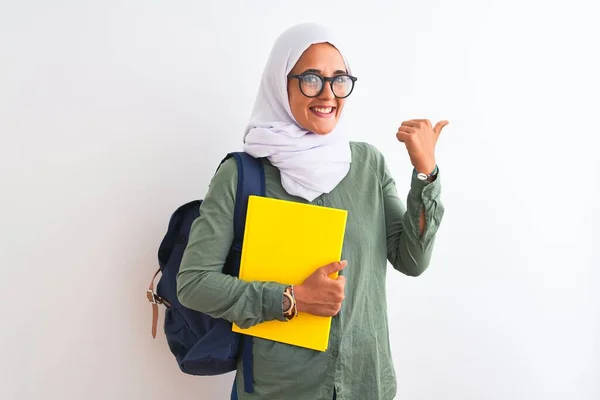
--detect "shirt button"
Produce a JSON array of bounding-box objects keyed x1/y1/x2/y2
[
  {"x1": 332, "y1": 350, "x2": 339, "y2": 357},
  {"x1": 317, "y1": 199, "x2": 324, "y2": 205}
]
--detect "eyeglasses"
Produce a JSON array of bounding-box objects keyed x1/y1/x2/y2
[{"x1": 288, "y1": 73, "x2": 358, "y2": 99}]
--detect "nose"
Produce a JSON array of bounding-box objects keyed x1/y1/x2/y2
[{"x1": 318, "y1": 81, "x2": 335, "y2": 100}]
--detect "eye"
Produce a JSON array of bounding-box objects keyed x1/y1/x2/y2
[
  {"x1": 301, "y1": 74, "x2": 321, "y2": 85},
  {"x1": 333, "y1": 76, "x2": 350, "y2": 85}
]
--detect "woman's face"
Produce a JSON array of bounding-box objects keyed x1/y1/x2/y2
[{"x1": 287, "y1": 43, "x2": 347, "y2": 135}]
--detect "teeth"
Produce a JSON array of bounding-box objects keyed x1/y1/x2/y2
[{"x1": 313, "y1": 107, "x2": 333, "y2": 114}]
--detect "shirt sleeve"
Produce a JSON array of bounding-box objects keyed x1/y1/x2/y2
[
  {"x1": 176, "y1": 158, "x2": 288, "y2": 328},
  {"x1": 379, "y1": 152, "x2": 445, "y2": 276}
]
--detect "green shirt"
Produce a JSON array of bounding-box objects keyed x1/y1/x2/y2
[{"x1": 177, "y1": 142, "x2": 444, "y2": 400}]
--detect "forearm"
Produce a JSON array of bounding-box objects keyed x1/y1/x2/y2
[
  {"x1": 415, "y1": 164, "x2": 437, "y2": 236},
  {"x1": 387, "y1": 173, "x2": 444, "y2": 276},
  {"x1": 177, "y1": 269, "x2": 287, "y2": 329}
]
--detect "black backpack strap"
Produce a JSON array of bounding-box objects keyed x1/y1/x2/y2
[
  {"x1": 219, "y1": 152, "x2": 265, "y2": 394},
  {"x1": 218, "y1": 152, "x2": 266, "y2": 257}
]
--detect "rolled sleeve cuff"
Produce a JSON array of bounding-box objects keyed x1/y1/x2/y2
[{"x1": 263, "y1": 281, "x2": 289, "y2": 322}]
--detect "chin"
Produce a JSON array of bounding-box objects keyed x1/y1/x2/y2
[{"x1": 309, "y1": 123, "x2": 336, "y2": 135}]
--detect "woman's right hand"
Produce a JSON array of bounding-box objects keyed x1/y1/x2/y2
[{"x1": 294, "y1": 260, "x2": 347, "y2": 317}]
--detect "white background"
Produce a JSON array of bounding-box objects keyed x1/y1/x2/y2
[{"x1": 1, "y1": 1, "x2": 598, "y2": 399}]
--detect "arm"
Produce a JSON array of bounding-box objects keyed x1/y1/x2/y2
[
  {"x1": 381, "y1": 156, "x2": 444, "y2": 276},
  {"x1": 176, "y1": 159, "x2": 287, "y2": 329}
]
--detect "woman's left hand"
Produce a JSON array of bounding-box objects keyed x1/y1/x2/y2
[{"x1": 396, "y1": 119, "x2": 449, "y2": 174}]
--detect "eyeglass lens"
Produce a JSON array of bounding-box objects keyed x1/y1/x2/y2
[{"x1": 299, "y1": 74, "x2": 353, "y2": 98}]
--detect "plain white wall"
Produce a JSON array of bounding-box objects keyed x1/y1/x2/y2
[{"x1": 1, "y1": 1, "x2": 598, "y2": 399}]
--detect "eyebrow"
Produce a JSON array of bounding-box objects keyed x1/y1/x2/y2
[{"x1": 302, "y1": 68, "x2": 348, "y2": 75}]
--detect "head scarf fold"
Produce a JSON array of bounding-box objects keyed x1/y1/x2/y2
[{"x1": 243, "y1": 23, "x2": 352, "y2": 202}]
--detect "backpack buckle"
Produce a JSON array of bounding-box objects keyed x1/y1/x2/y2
[{"x1": 146, "y1": 289, "x2": 162, "y2": 305}]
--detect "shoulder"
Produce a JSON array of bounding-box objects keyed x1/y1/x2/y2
[
  {"x1": 350, "y1": 141, "x2": 386, "y2": 173},
  {"x1": 214, "y1": 157, "x2": 239, "y2": 182},
  {"x1": 206, "y1": 157, "x2": 238, "y2": 202}
]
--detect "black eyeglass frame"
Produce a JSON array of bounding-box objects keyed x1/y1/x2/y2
[{"x1": 287, "y1": 73, "x2": 358, "y2": 99}]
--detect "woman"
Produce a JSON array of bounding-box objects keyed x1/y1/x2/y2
[{"x1": 177, "y1": 23, "x2": 447, "y2": 400}]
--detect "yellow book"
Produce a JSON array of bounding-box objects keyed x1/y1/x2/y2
[{"x1": 232, "y1": 195, "x2": 348, "y2": 352}]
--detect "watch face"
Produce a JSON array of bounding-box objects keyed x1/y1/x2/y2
[{"x1": 417, "y1": 172, "x2": 428, "y2": 181}]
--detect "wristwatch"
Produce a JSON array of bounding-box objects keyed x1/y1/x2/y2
[
  {"x1": 282, "y1": 286, "x2": 297, "y2": 320},
  {"x1": 415, "y1": 166, "x2": 438, "y2": 183}
]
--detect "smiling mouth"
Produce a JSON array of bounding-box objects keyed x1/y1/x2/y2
[{"x1": 310, "y1": 106, "x2": 336, "y2": 117}]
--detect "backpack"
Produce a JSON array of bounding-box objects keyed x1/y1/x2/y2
[{"x1": 146, "y1": 152, "x2": 265, "y2": 397}]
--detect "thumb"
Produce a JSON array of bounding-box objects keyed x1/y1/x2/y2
[
  {"x1": 433, "y1": 120, "x2": 449, "y2": 139},
  {"x1": 320, "y1": 260, "x2": 348, "y2": 276}
]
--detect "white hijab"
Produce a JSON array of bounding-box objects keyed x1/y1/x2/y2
[{"x1": 243, "y1": 23, "x2": 352, "y2": 202}]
